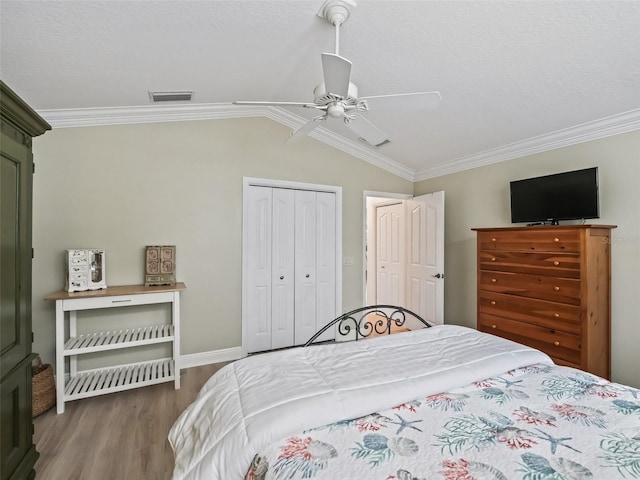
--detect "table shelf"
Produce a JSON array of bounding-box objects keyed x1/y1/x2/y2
[
  {"x1": 64, "y1": 325, "x2": 174, "y2": 355},
  {"x1": 65, "y1": 359, "x2": 174, "y2": 401}
]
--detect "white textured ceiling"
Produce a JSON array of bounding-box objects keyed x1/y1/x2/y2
[{"x1": 2, "y1": 0, "x2": 639, "y2": 180}]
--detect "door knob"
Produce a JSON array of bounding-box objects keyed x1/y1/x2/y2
[
  {"x1": 280, "y1": 276, "x2": 284, "y2": 280},
  {"x1": 306, "y1": 274, "x2": 310, "y2": 278},
  {"x1": 432, "y1": 273, "x2": 444, "y2": 279}
]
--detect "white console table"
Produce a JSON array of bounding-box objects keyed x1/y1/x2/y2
[{"x1": 45, "y1": 283, "x2": 185, "y2": 414}]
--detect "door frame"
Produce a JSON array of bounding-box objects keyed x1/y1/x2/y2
[
  {"x1": 242, "y1": 177, "x2": 343, "y2": 356},
  {"x1": 362, "y1": 191, "x2": 412, "y2": 305}
]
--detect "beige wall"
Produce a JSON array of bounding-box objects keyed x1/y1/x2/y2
[
  {"x1": 31, "y1": 117, "x2": 413, "y2": 369},
  {"x1": 414, "y1": 130, "x2": 640, "y2": 387},
  {"x1": 31, "y1": 118, "x2": 640, "y2": 387}
]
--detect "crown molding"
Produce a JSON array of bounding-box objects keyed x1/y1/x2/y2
[
  {"x1": 414, "y1": 108, "x2": 640, "y2": 181},
  {"x1": 37, "y1": 103, "x2": 415, "y2": 181},
  {"x1": 38, "y1": 104, "x2": 640, "y2": 183},
  {"x1": 39, "y1": 103, "x2": 259, "y2": 127}
]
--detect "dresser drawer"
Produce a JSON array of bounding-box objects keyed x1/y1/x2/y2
[
  {"x1": 60, "y1": 291, "x2": 175, "y2": 311},
  {"x1": 551, "y1": 357, "x2": 581, "y2": 369},
  {"x1": 478, "y1": 314, "x2": 581, "y2": 365},
  {"x1": 479, "y1": 270, "x2": 581, "y2": 305},
  {"x1": 479, "y1": 251, "x2": 581, "y2": 278},
  {"x1": 479, "y1": 290, "x2": 580, "y2": 334},
  {"x1": 478, "y1": 229, "x2": 581, "y2": 253}
]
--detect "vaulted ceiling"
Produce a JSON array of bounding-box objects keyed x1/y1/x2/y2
[{"x1": 2, "y1": 0, "x2": 639, "y2": 180}]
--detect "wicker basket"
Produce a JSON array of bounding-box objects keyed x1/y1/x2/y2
[{"x1": 32, "y1": 356, "x2": 56, "y2": 417}]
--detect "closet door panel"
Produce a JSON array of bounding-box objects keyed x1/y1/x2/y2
[
  {"x1": 244, "y1": 182, "x2": 340, "y2": 352},
  {"x1": 315, "y1": 192, "x2": 336, "y2": 342},
  {"x1": 271, "y1": 189, "x2": 295, "y2": 349},
  {"x1": 294, "y1": 190, "x2": 318, "y2": 345},
  {"x1": 246, "y1": 186, "x2": 273, "y2": 353}
]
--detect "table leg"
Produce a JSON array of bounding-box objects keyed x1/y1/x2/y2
[
  {"x1": 69, "y1": 310, "x2": 77, "y2": 377},
  {"x1": 55, "y1": 301, "x2": 65, "y2": 414},
  {"x1": 173, "y1": 291, "x2": 181, "y2": 389}
]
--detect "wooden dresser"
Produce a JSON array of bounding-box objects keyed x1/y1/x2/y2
[{"x1": 473, "y1": 225, "x2": 616, "y2": 379}]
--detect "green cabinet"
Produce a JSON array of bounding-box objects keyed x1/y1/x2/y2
[{"x1": 1, "y1": 81, "x2": 50, "y2": 480}]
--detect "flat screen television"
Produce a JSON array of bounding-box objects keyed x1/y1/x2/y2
[{"x1": 510, "y1": 167, "x2": 599, "y2": 225}]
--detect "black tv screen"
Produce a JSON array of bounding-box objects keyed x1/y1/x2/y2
[{"x1": 510, "y1": 167, "x2": 599, "y2": 224}]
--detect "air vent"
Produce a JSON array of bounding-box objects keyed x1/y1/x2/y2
[{"x1": 149, "y1": 91, "x2": 194, "y2": 103}]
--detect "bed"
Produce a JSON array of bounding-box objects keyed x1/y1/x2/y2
[{"x1": 169, "y1": 306, "x2": 640, "y2": 480}]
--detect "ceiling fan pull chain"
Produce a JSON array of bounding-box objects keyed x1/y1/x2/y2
[{"x1": 334, "y1": 22, "x2": 341, "y2": 56}]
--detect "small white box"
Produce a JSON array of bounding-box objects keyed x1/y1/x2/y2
[{"x1": 65, "y1": 249, "x2": 107, "y2": 292}]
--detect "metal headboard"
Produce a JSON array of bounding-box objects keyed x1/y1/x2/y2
[{"x1": 304, "y1": 305, "x2": 432, "y2": 347}]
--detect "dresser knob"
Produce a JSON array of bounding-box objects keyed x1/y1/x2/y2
[
  {"x1": 553, "y1": 313, "x2": 560, "y2": 318},
  {"x1": 491, "y1": 257, "x2": 496, "y2": 262},
  {"x1": 490, "y1": 301, "x2": 496, "y2": 305},
  {"x1": 491, "y1": 324, "x2": 497, "y2": 329},
  {"x1": 491, "y1": 237, "x2": 496, "y2": 242},
  {"x1": 553, "y1": 237, "x2": 560, "y2": 242},
  {"x1": 554, "y1": 341, "x2": 560, "y2": 346},
  {"x1": 553, "y1": 261, "x2": 560, "y2": 266},
  {"x1": 554, "y1": 286, "x2": 560, "y2": 291},
  {"x1": 491, "y1": 278, "x2": 497, "y2": 283}
]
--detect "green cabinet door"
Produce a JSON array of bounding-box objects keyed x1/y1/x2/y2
[{"x1": 0, "y1": 81, "x2": 50, "y2": 480}]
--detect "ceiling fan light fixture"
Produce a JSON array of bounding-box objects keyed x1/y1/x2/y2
[
  {"x1": 149, "y1": 91, "x2": 194, "y2": 103},
  {"x1": 327, "y1": 103, "x2": 345, "y2": 118}
]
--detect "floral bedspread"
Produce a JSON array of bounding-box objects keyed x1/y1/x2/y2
[{"x1": 244, "y1": 364, "x2": 640, "y2": 479}]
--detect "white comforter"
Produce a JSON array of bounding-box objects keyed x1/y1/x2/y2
[{"x1": 169, "y1": 325, "x2": 552, "y2": 480}]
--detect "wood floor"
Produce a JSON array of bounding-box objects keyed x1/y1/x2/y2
[{"x1": 33, "y1": 363, "x2": 228, "y2": 480}]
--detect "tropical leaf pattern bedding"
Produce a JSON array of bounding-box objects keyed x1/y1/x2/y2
[{"x1": 244, "y1": 364, "x2": 640, "y2": 480}]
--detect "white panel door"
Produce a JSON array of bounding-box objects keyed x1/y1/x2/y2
[
  {"x1": 270, "y1": 188, "x2": 295, "y2": 348},
  {"x1": 376, "y1": 203, "x2": 405, "y2": 305},
  {"x1": 294, "y1": 190, "x2": 318, "y2": 345},
  {"x1": 314, "y1": 191, "x2": 336, "y2": 342},
  {"x1": 245, "y1": 186, "x2": 273, "y2": 353},
  {"x1": 244, "y1": 178, "x2": 341, "y2": 353},
  {"x1": 406, "y1": 191, "x2": 445, "y2": 325}
]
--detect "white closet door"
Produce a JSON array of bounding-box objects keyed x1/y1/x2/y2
[
  {"x1": 244, "y1": 180, "x2": 339, "y2": 353},
  {"x1": 271, "y1": 188, "x2": 295, "y2": 348},
  {"x1": 376, "y1": 203, "x2": 405, "y2": 305},
  {"x1": 315, "y1": 191, "x2": 336, "y2": 342},
  {"x1": 294, "y1": 190, "x2": 318, "y2": 345},
  {"x1": 245, "y1": 186, "x2": 273, "y2": 353}
]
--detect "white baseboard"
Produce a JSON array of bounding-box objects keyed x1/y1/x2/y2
[{"x1": 179, "y1": 346, "x2": 244, "y2": 369}]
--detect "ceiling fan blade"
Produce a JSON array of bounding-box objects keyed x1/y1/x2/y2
[
  {"x1": 233, "y1": 101, "x2": 316, "y2": 107},
  {"x1": 359, "y1": 91, "x2": 442, "y2": 110},
  {"x1": 321, "y1": 53, "x2": 352, "y2": 97},
  {"x1": 286, "y1": 118, "x2": 323, "y2": 143},
  {"x1": 346, "y1": 115, "x2": 388, "y2": 147}
]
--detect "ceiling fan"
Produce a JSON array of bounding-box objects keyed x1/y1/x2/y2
[{"x1": 232, "y1": 0, "x2": 442, "y2": 147}]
